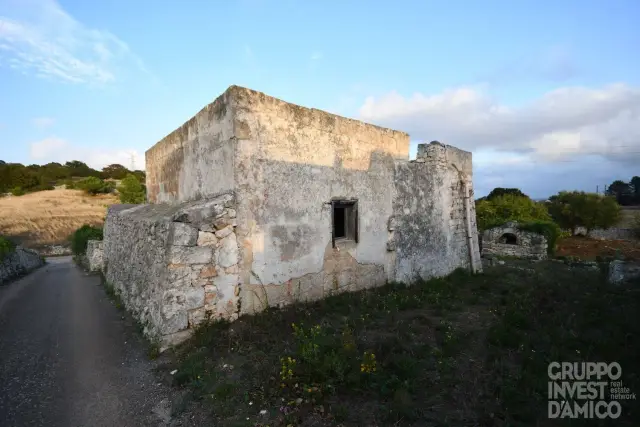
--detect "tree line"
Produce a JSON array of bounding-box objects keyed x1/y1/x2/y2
[
  {"x1": 0, "y1": 160, "x2": 145, "y2": 195},
  {"x1": 605, "y1": 176, "x2": 640, "y2": 206},
  {"x1": 477, "y1": 187, "x2": 621, "y2": 233},
  {"x1": 475, "y1": 187, "x2": 625, "y2": 254}
]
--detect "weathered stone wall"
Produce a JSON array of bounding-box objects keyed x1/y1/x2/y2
[
  {"x1": 230, "y1": 86, "x2": 410, "y2": 313},
  {"x1": 138, "y1": 85, "x2": 481, "y2": 327},
  {"x1": 145, "y1": 90, "x2": 237, "y2": 204},
  {"x1": 608, "y1": 260, "x2": 640, "y2": 284},
  {"x1": 0, "y1": 247, "x2": 44, "y2": 284},
  {"x1": 481, "y1": 221, "x2": 548, "y2": 260},
  {"x1": 574, "y1": 227, "x2": 638, "y2": 241},
  {"x1": 84, "y1": 240, "x2": 104, "y2": 272},
  {"x1": 392, "y1": 142, "x2": 482, "y2": 282},
  {"x1": 103, "y1": 194, "x2": 240, "y2": 348}
]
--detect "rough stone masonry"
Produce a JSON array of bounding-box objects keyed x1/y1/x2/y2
[{"x1": 104, "y1": 85, "x2": 483, "y2": 348}]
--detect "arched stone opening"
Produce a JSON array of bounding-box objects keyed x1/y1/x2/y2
[{"x1": 499, "y1": 233, "x2": 518, "y2": 245}]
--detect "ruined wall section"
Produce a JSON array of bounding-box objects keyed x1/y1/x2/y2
[
  {"x1": 145, "y1": 91, "x2": 237, "y2": 204},
  {"x1": 103, "y1": 194, "x2": 240, "y2": 349},
  {"x1": 229, "y1": 86, "x2": 410, "y2": 313},
  {"x1": 392, "y1": 142, "x2": 482, "y2": 283}
]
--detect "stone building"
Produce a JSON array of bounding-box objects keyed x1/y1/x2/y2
[
  {"x1": 104, "y1": 86, "x2": 482, "y2": 348},
  {"x1": 481, "y1": 221, "x2": 548, "y2": 260}
]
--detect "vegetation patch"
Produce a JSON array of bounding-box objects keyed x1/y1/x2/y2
[
  {"x1": 0, "y1": 236, "x2": 16, "y2": 261},
  {"x1": 69, "y1": 224, "x2": 103, "y2": 256},
  {"x1": 164, "y1": 264, "x2": 640, "y2": 426},
  {"x1": 517, "y1": 220, "x2": 561, "y2": 255}
]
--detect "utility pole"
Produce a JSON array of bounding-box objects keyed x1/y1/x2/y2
[{"x1": 596, "y1": 185, "x2": 599, "y2": 194}]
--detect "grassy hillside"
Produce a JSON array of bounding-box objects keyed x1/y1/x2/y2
[{"x1": 0, "y1": 189, "x2": 118, "y2": 248}]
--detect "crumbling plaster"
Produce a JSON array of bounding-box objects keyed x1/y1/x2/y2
[{"x1": 109, "y1": 85, "x2": 482, "y2": 347}]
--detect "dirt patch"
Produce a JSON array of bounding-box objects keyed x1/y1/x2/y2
[{"x1": 556, "y1": 236, "x2": 640, "y2": 261}]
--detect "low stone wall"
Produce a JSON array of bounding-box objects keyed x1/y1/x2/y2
[
  {"x1": 103, "y1": 193, "x2": 239, "y2": 349},
  {"x1": 84, "y1": 240, "x2": 104, "y2": 272},
  {"x1": 574, "y1": 227, "x2": 637, "y2": 241},
  {"x1": 481, "y1": 222, "x2": 547, "y2": 260},
  {"x1": 608, "y1": 260, "x2": 640, "y2": 284},
  {"x1": 0, "y1": 247, "x2": 45, "y2": 284},
  {"x1": 40, "y1": 244, "x2": 72, "y2": 256}
]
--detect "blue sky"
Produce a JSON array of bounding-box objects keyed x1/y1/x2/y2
[{"x1": 1, "y1": 0, "x2": 639, "y2": 198}]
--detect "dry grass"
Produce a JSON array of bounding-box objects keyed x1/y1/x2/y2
[{"x1": 0, "y1": 189, "x2": 118, "y2": 248}]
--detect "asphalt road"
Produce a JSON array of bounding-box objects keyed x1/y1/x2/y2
[{"x1": 0, "y1": 257, "x2": 184, "y2": 427}]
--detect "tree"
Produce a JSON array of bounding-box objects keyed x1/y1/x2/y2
[
  {"x1": 631, "y1": 176, "x2": 640, "y2": 202},
  {"x1": 76, "y1": 176, "x2": 115, "y2": 195},
  {"x1": 117, "y1": 174, "x2": 146, "y2": 204},
  {"x1": 485, "y1": 187, "x2": 530, "y2": 201},
  {"x1": 475, "y1": 194, "x2": 551, "y2": 230},
  {"x1": 101, "y1": 164, "x2": 130, "y2": 180},
  {"x1": 548, "y1": 191, "x2": 621, "y2": 234},
  {"x1": 606, "y1": 180, "x2": 633, "y2": 205}
]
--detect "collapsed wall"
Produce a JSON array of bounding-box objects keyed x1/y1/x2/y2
[
  {"x1": 0, "y1": 247, "x2": 44, "y2": 284},
  {"x1": 103, "y1": 193, "x2": 240, "y2": 348}
]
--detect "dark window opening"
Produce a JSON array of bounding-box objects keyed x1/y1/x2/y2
[
  {"x1": 331, "y1": 200, "x2": 358, "y2": 246},
  {"x1": 499, "y1": 233, "x2": 518, "y2": 245}
]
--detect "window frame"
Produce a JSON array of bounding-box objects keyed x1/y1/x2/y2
[{"x1": 331, "y1": 199, "x2": 358, "y2": 247}]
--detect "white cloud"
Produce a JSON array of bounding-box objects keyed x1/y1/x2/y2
[
  {"x1": 0, "y1": 0, "x2": 148, "y2": 84},
  {"x1": 359, "y1": 83, "x2": 640, "y2": 198},
  {"x1": 29, "y1": 137, "x2": 145, "y2": 170},
  {"x1": 31, "y1": 116, "x2": 54, "y2": 128}
]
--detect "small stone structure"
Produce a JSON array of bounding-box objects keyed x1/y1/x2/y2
[
  {"x1": 608, "y1": 260, "x2": 640, "y2": 285},
  {"x1": 104, "y1": 86, "x2": 483, "y2": 348},
  {"x1": 0, "y1": 247, "x2": 45, "y2": 284},
  {"x1": 481, "y1": 221, "x2": 547, "y2": 260},
  {"x1": 84, "y1": 240, "x2": 105, "y2": 273}
]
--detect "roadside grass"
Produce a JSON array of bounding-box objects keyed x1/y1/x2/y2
[{"x1": 166, "y1": 262, "x2": 640, "y2": 426}]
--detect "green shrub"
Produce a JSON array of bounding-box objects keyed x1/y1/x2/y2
[
  {"x1": 69, "y1": 225, "x2": 103, "y2": 255},
  {"x1": 76, "y1": 176, "x2": 115, "y2": 195},
  {"x1": 476, "y1": 194, "x2": 551, "y2": 231},
  {"x1": 517, "y1": 221, "x2": 561, "y2": 255},
  {"x1": 117, "y1": 173, "x2": 146, "y2": 204},
  {"x1": 0, "y1": 236, "x2": 16, "y2": 260},
  {"x1": 63, "y1": 179, "x2": 76, "y2": 189},
  {"x1": 548, "y1": 191, "x2": 621, "y2": 234},
  {"x1": 10, "y1": 186, "x2": 25, "y2": 196}
]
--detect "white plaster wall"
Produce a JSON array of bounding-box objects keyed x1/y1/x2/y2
[
  {"x1": 229, "y1": 86, "x2": 410, "y2": 309},
  {"x1": 145, "y1": 91, "x2": 236, "y2": 204}
]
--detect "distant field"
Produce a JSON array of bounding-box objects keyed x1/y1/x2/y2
[
  {"x1": 619, "y1": 206, "x2": 640, "y2": 227},
  {"x1": 0, "y1": 189, "x2": 119, "y2": 248}
]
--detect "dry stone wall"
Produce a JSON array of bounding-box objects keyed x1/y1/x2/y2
[
  {"x1": 0, "y1": 247, "x2": 44, "y2": 284},
  {"x1": 481, "y1": 222, "x2": 547, "y2": 260},
  {"x1": 84, "y1": 240, "x2": 104, "y2": 272},
  {"x1": 103, "y1": 193, "x2": 240, "y2": 348}
]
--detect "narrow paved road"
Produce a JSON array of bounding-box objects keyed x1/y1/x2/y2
[{"x1": 0, "y1": 257, "x2": 185, "y2": 427}]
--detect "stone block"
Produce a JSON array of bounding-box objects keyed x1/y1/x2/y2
[
  {"x1": 197, "y1": 231, "x2": 218, "y2": 247},
  {"x1": 198, "y1": 265, "x2": 218, "y2": 279},
  {"x1": 215, "y1": 226, "x2": 233, "y2": 239},
  {"x1": 213, "y1": 273, "x2": 239, "y2": 291},
  {"x1": 169, "y1": 246, "x2": 214, "y2": 265},
  {"x1": 169, "y1": 222, "x2": 198, "y2": 246},
  {"x1": 188, "y1": 308, "x2": 207, "y2": 327},
  {"x1": 216, "y1": 233, "x2": 239, "y2": 268}
]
